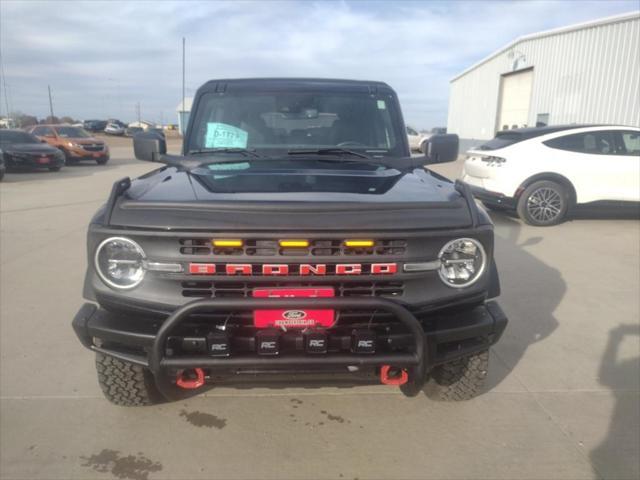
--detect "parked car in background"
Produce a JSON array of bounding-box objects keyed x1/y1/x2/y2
[
  {"x1": 406, "y1": 126, "x2": 429, "y2": 152},
  {"x1": 0, "y1": 129, "x2": 65, "y2": 172},
  {"x1": 407, "y1": 127, "x2": 449, "y2": 153},
  {"x1": 461, "y1": 125, "x2": 640, "y2": 226},
  {"x1": 28, "y1": 125, "x2": 110, "y2": 165},
  {"x1": 105, "y1": 122, "x2": 125, "y2": 136},
  {"x1": 83, "y1": 120, "x2": 107, "y2": 133}
]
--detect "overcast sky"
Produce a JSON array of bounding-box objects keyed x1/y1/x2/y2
[{"x1": 1, "y1": 0, "x2": 637, "y2": 128}]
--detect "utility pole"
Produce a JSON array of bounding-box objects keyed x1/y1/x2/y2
[
  {"x1": 182, "y1": 37, "x2": 186, "y2": 134},
  {"x1": 48, "y1": 85, "x2": 55, "y2": 122}
]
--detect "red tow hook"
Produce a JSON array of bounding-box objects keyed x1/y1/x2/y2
[
  {"x1": 176, "y1": 368, "x2": 205, "y2": 389},
  {"x1": 380, "y1": 365, "x2": 409, "y2": 386}
]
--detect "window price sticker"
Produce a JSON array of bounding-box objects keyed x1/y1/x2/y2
[{"x1": 205, "y1": 123, "x2": 248, "y2": 148}]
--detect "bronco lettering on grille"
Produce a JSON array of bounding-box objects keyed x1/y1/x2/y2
[{"x1": 187, "y1": 262, "x2": 397, "y2": 276}]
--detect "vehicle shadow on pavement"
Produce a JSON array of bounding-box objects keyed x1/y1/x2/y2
[
  {"x1": 484, "y1": 212, "x2": 563, "y2": 391},
  {"x1": 590, "y1": 324, "x2": 640, "y2": 480}
]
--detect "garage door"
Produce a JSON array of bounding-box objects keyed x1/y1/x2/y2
[{"x1": 497, "y1": 68, "x2": 533, "y2": 131}]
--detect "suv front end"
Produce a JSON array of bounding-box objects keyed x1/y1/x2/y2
[{"x1": 74, "y1": 207, "x2": 507, "y2": 403}]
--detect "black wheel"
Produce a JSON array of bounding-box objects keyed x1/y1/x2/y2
[
  {"x1": 95, "y1": 353, "x2": 160, "y2": 406},
  {"x1": 96, "y1": 158, "x2": 109, "y2": 165},
  {"x1": 517, "y1": 180, "x2": 569, "y2": 226},
  {"x1": 60, "y1": 149, "x2": 77, "y2": 165},
  {"x1": 0, "y1": 169, "x2": 4, "y2": 181},
  {"x1": 425, "y1": 350, "x2": 489, "y2": 401},
  {"x1": 48, "y1": 166, "x2": 62, "y2": 172}
]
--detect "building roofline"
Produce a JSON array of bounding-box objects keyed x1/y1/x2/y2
[{"x1": 451, "y1": 11, "x2": 640, "y2": 82}]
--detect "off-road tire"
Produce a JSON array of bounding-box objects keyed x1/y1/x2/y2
[
  {"x1": 517, "y1": 180, "x2": 569, "y2": 226},
  {"x1": 425, "y1": 350, "x2": 489, "y2": 401},
  {"x1": 95, "y1": 353, "x2": 160, "y2": 406}
]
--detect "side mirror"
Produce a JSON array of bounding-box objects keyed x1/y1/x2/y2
[
  {"x1": 133, "y1": 131, "x2": 167, "y2": 162},
  {"x1": 423, "y1": 134, "x2": 459, "y2": 164}
]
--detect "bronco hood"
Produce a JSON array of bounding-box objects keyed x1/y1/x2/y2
[{"x1": 107, "y1": 162, "x2": 474, "y2": 231}]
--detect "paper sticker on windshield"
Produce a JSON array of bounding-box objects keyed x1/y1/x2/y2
[
  {"x1": 205, "y1": 123, "x2": 248, "y2": 148},
  {"x1": 207, "y1": 162, "x2": 250, "y2": 171},
  {"x1": 377, "y1": 100, "x2": 386, "y2": 110}
]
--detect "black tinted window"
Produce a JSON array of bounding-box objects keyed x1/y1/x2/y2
[{"x1": 544, "y1": 131, "x2": 615, "y2": 155}]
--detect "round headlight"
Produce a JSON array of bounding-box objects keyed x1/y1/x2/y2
[
  {"x1": 438, "y1": 238, "x2": 486, "y2": 288},
  {"x1": 95, "y1": 237, "x2": 146, "y2": 289}
]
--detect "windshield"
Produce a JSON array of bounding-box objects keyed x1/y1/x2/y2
[
  {"x1": 55, "y1": 126, "x2": 90, "y2": 138},
  {"x1": 0, "y1": 131, "x2": 40, "y2": 145},
  {"x1": 187, "y1": 91, "x2": 405, "y2": 157}
]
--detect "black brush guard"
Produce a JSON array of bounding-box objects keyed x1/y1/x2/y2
[
  {"x1": 147, "y1": 297, "x2": 426, "y2": 397},
  {"x1": 73, "y1": 297, "x2": 510, "y2": 399}
]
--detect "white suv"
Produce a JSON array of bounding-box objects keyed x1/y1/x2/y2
[{"x1": 461, "y1": 125, "x2": 640, "y2": 226}]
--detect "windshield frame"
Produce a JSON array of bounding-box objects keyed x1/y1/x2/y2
[{"x1": 184, "y1": 88, "x2": 409, "y2": 158}]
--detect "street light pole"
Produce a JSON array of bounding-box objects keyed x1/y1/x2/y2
[
  {"x1": 48, "y1": 85, "x2": 55, "y2": 122},
  {"x1": 182, "y1": 37, "x2": 186, "y2": 134}
]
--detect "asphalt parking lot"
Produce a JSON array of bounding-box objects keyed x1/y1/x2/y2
[{"x1": 0, "y1": 135, "x2": 638, "y2": 480}]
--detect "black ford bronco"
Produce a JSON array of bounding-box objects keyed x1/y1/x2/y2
[{"x1": 72, "y1": 78, "x2": 508, "y2": 406}]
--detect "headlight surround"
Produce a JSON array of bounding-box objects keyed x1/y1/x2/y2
[
  {"x1": 94, "y1": 237, "x2": 146, "y2": 289},
  {"x1": 438, "y1": 238, "x2": 486, "y2": 288}
]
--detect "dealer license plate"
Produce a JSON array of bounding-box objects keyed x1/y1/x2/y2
[{"x1": 252, "y1": 287, "x2": 335, "y2": 329}]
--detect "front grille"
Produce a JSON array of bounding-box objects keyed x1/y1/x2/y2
[
  {"x1": 179, "y1": 238, "x2": 407, "y2": 256},
  {"x1": 82, "y1": 144, "x2": 103, "y2": 152},
  {"x1": 181, "y1": 281, "x2": 404, "y2": 298}
]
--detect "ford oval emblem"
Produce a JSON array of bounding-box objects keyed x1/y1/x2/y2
[{"x1": 283, "y1": 310, "x2": 307, "y2": 320}]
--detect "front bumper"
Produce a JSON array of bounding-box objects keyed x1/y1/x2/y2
[
  {"x1": 4, "y1": 154, "x2": 65, "y2": 169},
  {"x1": 72, "y1": 298, "x2": 507, "y2": 388},
  {"x1": 68, "y1": 151, "x2": 109, "y2": 161}
]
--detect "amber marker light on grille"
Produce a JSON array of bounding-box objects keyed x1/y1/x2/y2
[
  {"x1": 344, "y1": 240, "x2": 375, "y2": 247},
  {"x1": 213, "y1": 239, "x2": 243, "y2": 247},
  {"x1": 279, "y1": 240, "x2": 309, "y2": 248}
]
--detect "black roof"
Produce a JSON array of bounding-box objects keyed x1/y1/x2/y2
[{"x1": 197, "y1": 78, "x2": 394, "y2": 94}]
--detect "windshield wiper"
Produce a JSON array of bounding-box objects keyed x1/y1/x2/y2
[
  {"x1": 287, "y1": 148, "x2": 370, "y2": 159},
  {"x1": 188, "y1": 147, "x2": 263, "y2": 158}
]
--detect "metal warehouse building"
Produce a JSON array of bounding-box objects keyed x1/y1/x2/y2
[{"x1": 447, "y1": 11, "x2": 640, "y2": 146}]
